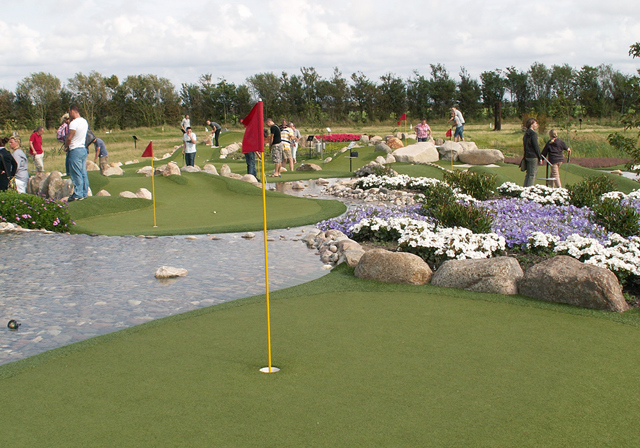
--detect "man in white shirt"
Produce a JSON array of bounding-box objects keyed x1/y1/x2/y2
[
  {"x1": 181, "y1": 114, "x2": 191, "y2": 134},
  {"x1": 65, "y1": 105, "x2": 90, "y2": 201},
  {"x1": 182, "y1": 127, "x2": 197, "y2": 166}
]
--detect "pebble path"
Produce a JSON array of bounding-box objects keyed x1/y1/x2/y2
[{"x1": 0, "y1": 227, "x2": 329, "y2": 366}]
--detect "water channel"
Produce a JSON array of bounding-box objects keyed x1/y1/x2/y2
[{"x1": 0, "y1": 179, "x2": 349, "y2": 366}]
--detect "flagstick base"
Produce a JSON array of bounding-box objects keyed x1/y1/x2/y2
[{"x1": 259, "y1": 366, "x2": 280, "y2": 374}]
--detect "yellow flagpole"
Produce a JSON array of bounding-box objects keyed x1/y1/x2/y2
[
  {"x1": 151, "y1": 142, "x2": 157, "y2": 227},
  {"x1": 259, "y1": 145, "x2": 277, "y2": 373}
]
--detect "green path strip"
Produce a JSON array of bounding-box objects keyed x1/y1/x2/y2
[
  {"x1": 2, "y1": 266, "x2": 639, "y2": 447},
  {"x1": 70, "y1": 173, "x2": 346, "y2": 236}
]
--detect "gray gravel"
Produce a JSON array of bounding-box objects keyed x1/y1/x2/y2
[{"x1": 0, "y1": 228, "x2": 329, "y2": 366}]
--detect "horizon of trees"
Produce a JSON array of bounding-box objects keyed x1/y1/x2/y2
[{"x1": 1, "y1": 60, "x2": 639, "y2": 133}]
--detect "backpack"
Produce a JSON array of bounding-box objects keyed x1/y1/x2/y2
[
  {"x1": 56, "y1": 123, "x2": 68, "y2": 143},
  {"x1": 85, "y1": 128, "x2": 97, "y2": 147}
]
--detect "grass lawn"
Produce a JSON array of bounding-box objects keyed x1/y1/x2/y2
[{"x1": 2, "y1": 265, "x2": 640, "y2": 447}]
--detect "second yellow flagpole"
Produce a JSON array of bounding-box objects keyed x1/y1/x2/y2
[{"x1": 151, "y1": 143, "x2": 157, "y2": 227}]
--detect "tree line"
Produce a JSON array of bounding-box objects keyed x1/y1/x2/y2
[{"x1": 1, "y1": 61, "x2": 638, "y2": 132}]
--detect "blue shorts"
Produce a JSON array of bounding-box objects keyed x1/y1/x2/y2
[{"x1": 454, "y1": 124, "x2": 464, "y2": 139}]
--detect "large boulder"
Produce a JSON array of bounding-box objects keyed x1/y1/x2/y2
[
  {"x1": 136, "y1": 188, "x2": 152, "y2": 200},
  {"x1": 86, "y1": 160, "x2": 100, "y2": 171},
  {"x1": 392, "y1": 142, "x2": 439, "y2": 164},
  {"x1": 458, "y1": 141, "x2": 479, "y2": 152},
  {"x1": 431, "y1": 256, "x2": 523, "y2": 295},
  {"x1": 296, "y1": 163, "x2": 322, "y2": 171},
  {"x1": 181, "y1": 165, "x2": 201, "y2": 173},
  {"x1": 155, "y1": 266, "x2": 188, "y2": 279},
  {"x1": 518, "y1": 255, "x2": 629, "y2": 312},
  {"x1": 387, "y1": 137, "x2": 404, "y2": 149},
  {"x1": 203, "y1": 164, "x2": 219, "y2": 175},
  {"x1": 437, "y1": 141, "x2": 464, "y2": 162},
  {"x1": 354, "y1": 249, "x2": 432, "y2": 285},
  {"x1": 119, "y1": 191, "x2": 138, "y2": 198},
  {"x1": 458, "y1": 148, "x2": 504, "y2": 165},
  {"x1": 136, "y1": 166, "x2": 154, "y2": 177},
  {"x1": 27, "y1": 171, "x2": 49, "y2": 195},
  {"x1": 45, "y1": 171, "x2": 64, "y2": 199},
  {"x1": 156, "y1": 162, "x2": 181, "y2": 176},
  {"x1": 102, "y1": 164, "x2": 124, "y2": 176},
  {"x1": 220, "y1": 164, "x2": 232, "y2": 177},
  {"x1": 374, "y1": 142, "x2": 392, "y2": 154}
]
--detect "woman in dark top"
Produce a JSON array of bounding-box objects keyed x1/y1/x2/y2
[
  {"x1": 0, "y1": 136, "x2": 18, "y2": 191},
  {"x1": 542, "y1": 129, "x2": 571, "y2": 188},
  {"x1": 522, "y1": 117, "x2": 542, "y2": 187}
]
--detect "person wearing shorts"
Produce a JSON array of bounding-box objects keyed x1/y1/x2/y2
[{"x1": 266, "y1": 118, "x2": 283, "y2": 177}]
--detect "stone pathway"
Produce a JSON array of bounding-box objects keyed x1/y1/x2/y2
[{"x1": 0, "y1": 227, "x2": 329, "y2": 366}]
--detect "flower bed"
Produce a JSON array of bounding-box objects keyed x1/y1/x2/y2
[
  {"x1": 0, "y1": 191, "x2": 74, "y2": 232},
  {"x1": 315, "y1": 133, "x2": 362, "y2": 142},
  {"x1": 318, "y1": 176, "x2": 640, "y2": 291}
]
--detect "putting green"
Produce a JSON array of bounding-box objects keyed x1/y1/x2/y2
[
  {"x1": 2, "y1": 266, "x2": 639, "y2": 447},
  {"x1": 70, "y1": 173, "x2": 346, "y2": 236}
]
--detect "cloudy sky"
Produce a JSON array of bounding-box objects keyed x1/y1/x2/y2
[{"x1": 1, "y1": 0, "x2": 639, "y2": 92}]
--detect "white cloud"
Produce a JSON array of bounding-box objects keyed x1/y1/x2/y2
[{"x1": 1, "y1": 0, "x2": 639, "y2": 92}]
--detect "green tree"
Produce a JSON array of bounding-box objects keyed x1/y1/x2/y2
[
  {"x1": 608, "y1": 42, "x2": 640, "y2": 173},
  {"x1": 119, "y1": 74, "x2": 179, "y2": 128},
  {"x1": 407, "y1": 70, "x2": 431, "y2": 120},
  {"x1": 67, "y1": 71, "x2": 109, "y2": 128},
  {"x1": 575, "y1": 65, "x2": 604, "y2": 117},
  {"x1": 377, "y1": 72, "x2": 406, "y2": 121},
  {"x1": 504, "y1": 67, "x2": 530, "y2": 117},
  {"x1": 350, "y1": 71, "x2": 376, "y2": 122},
  {"x1": 0, "y1": 89, "x2": 16, "y2": 132},
  {"x1": 456, "y1": 67, "x2": 482, "y2": 120},
  {"x1": 480, "y1": 69, "x2": 505, "y2": 128},
  {"x1": 428, "y1": 64, "x2": 456, "y2": 118},
  {"x1": 15, "y1": 72, "x2": 63, "y2": 129},
  {"x1": 246, "y1": 72, "x2": 283, "y2": 120},
  {"x1": 528, "y1": 62, "x2": 552, "y2": 114}
]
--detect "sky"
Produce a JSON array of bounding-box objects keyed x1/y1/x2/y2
[{"x1": 1, "y1": 0, "x2": 639, "y2": 92}]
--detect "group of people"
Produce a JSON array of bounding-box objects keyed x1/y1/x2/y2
[
  {"x1": 522, "y1": 117, "x2": 571, "y2": 188},
  {"x1": 180, "y1": 115, "x2": 223, "y2": 167},
  {"x1": 265, "y1": 118, "x2": 301, "y2": 178},
  {"x1": 0, "y1": 107, "x2": 109, "y2": 199}
]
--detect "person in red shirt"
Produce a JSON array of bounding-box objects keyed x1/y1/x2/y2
[{"x1": 29, "y1": 126, "x2": 45, "y2": 172}]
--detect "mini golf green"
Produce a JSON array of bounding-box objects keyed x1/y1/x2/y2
[
  {"x1": 2, "y1": 265, "x2": 639, "y2": 447},
  {"x1": 70, "y1": 172, "x2": 346, "y2": 236}
]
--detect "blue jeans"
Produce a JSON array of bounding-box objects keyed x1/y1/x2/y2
[
  {"x1": 523, "y1": 158, "x2": 539, "y2": 187},
  {"x1": 417, "y1": 138, "x2": 428, "y2": 142},
  {"x1": 185, "y1": 152, "x2": 195, "y2": 166},
  {"x1": 68, "y1": 147, "x2": 89, "y2": 198},
  {"x1": 454, "y1": 124, "x2": 464, "y2": 139},
  {"x1": 244, "y1": 152, "x2": 257, "y2": 177}
]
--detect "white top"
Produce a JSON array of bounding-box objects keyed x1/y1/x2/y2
[
  {"x1": 454, "y1": 109, "x2": 465, "y2": 125},
  {"x1": 183, "y1": 132, "x2": 197, "y2": 153},
  {"x1": 69, "y1": 117, "x2": 88, "y2": 149},
  {"x1": 181, "y1": 118, "x2": 191, "y2": 129}
]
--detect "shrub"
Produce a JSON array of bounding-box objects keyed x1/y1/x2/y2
[
  {"x1": 567, "y1": 175, "x2": 616, "y2": 208},
  {"x1": 417, "y1": 182, "x2": 457, "y2": 214},
  {"x1": 591, "y1": 198, "x2": 640, "y2": 237},
  {"x1": 442, "y1": 170, "x2": 496, "y2": 201},
  {"x1": 428, "y1": 201, "x2": 495, "y2": 234},
  {"x1": 0, "y1": 191, "x2": 74, "y2": 232}
]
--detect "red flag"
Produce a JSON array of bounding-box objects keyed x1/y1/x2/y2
[
  {"x1": 141, "y1": 141, "x2": 153, "y2": 157},
  {"x1": 397, "y1": 121, "x2": 401, "y2": 125},
  {"x1": 446, "y1": 128, "x2": 452, "y2": 137},
  {"x1": 242, "y1": 102, "x2": 265, "y2": 153},
  {"x1": 399, "y1": 113, "x2": 407, "y2": 121}
]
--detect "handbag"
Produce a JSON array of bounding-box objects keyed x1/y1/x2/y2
[{"x1": 519, "y1": 158, "x2": 526, "y2": 172}]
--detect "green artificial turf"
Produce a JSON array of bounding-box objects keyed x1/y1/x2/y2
[
  {"x1": 2, "y1": 265, "x2": 640, "y2": 447},
  {"x1": 70, "y1": 173, "x2": 346, "y2": 236}
]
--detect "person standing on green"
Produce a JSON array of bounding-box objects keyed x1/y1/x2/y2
[{"x1": 522, "y1": 117, "x2": 542, "y2": 187}]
